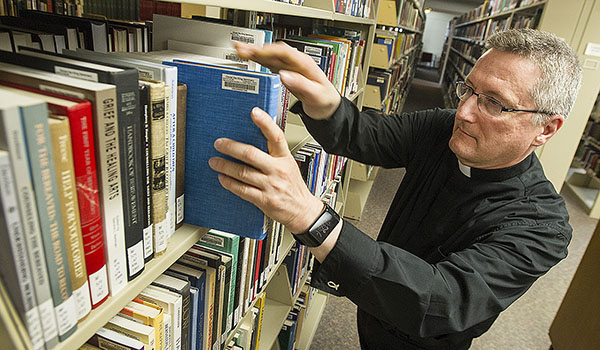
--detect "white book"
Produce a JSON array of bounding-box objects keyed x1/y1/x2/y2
[
  {"x1": 93, "y1": 327, "x2": 145, "y2": 350},
  {"x1": 0, "y1": 150, "x2": 44, "y2": 350},
  {"x1": 166, "y1": 39, "x2": 260, "y2": 71},
  {"x1": 139, "y1": 285, "x2": 183, "y2": 350},
  {"x1": 0, "y1": 62, "x2": 128, "y2": 297},
  {"x1": 106, "y1": 314, "x2": 156, "y2": 350},
  {"x1": 164, "y1": 312, "x2": 172, "y2": 350},
  {"x1": 0, "y1": 95, "x2": 59, "y2": 348},
  {"x1": 152, "y1": 14, "x2": 266, "y2": 51}
]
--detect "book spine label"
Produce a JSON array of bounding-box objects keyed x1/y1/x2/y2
[
  {"x1": 0, "y1": 151, "x2": 45, "y2": 350},
  {"x1": 21, "y1": 103, "x2": 78, "y2": 339},
  {"x1": 0, "y1": 107, "x2": 59, "y2": 346}
]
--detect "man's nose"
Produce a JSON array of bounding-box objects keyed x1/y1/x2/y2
[{"x1": 456, "y1": 94, "x2": 478, "y2": 122}]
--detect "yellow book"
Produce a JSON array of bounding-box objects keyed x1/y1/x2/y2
[{"x1": 121, "y1": 298, "x2": 165, "y2": 350}]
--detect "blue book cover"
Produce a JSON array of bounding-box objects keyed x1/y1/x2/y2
[
  {"x1": 163, "y1": 60, "x2": 280, "y2": 240},
  {"x1": 168, "y1": 263, "x2": 206, "y2": 350},
  {"x1": 189, "y1": 286, "x2": 199, "y2": 350}
]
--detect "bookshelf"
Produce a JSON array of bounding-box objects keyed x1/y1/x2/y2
[
  {"x1": 439, "y1": 0, "x2": 600, "y2": 206},
  {"x1": 0, "y1": 0, "x2": 427, "y2": 349},
  {"x1": 348, "y1": 0, "x2": 425, "y2": 221}
]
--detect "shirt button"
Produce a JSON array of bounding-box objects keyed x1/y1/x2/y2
[{"x1": 327, "y1": 281, "x2": 339, "y2": 290}]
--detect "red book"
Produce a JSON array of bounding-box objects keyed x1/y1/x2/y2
[{"x1": 0, "y1": 81, "x2": 110, "y2": 308}]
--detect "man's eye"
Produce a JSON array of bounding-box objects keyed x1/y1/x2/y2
[{"x1": 486, "y1": 97, "x2": 502, "y2": 106}]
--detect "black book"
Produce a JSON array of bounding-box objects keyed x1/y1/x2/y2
[
  {"x1": 20, "y1": 10, "x2": 108, "y2": 52},
  {"x1": 282, "y1": 38, "x2": 332, "y2": 76},
  {"x1": 138, "y1": 83, "x2": 153, "y2": 263},
  {"x1": 0, "y1": 48, "x2": 147, "y2": 280}
]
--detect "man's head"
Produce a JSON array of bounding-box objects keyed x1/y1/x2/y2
[{"x1": 449, "y1": 29, "x2": 582, "y2": 169}]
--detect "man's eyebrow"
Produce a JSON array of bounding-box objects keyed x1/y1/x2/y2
[{"x1": 465, "y1": 77, "x2": 510, "y2": 105}]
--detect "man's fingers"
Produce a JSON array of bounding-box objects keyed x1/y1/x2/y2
[
  {"x1": 251, "y1": 107, "x2": 289, "y2": 157},
  {"x1": 235, "y1": 41, "x2": 325, "y2": 81},
  {"x1": 213, "y1": 137, "x2": 272, "y2": 173},
  {"x1": 209, "y1": 157, "x2": 267, "y2": 189},
  {"x1": 217, "y1": 174, "x2": 264, "y2": 205}
]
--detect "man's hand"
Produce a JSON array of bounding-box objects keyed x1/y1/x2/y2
[
  {"x1": 208, "y1": 107, "x2": 325, "y2": 234},
  {"x1": 234, "y1": 41, "x2": 341, "y2": 120}
]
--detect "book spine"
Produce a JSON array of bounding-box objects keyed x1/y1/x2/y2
[
  {"x1": 139, "y1": 84, "x2": 153, "y2": 263},
  {"x1": 148, "y1": 82, "x2": 168, "y2": 255},
  {"x1": 21, "y1": 103, "x2": 78, "y2": 340},
  {"x1": 48, "y1": 116, "x2": 92, "y2": 321},
  {"x1": 167, "y1": 72, "x2": 177, "y2": 239},
  {"x1": 91, "y1": 87, "x2": 128, "y2": 296},
  {"x1": 114, "y1": 74, "x2": 145, "y2": 281},
  {"x1": 175, "y1": 83, "x2": 186, "y2": 229},
  {"x1": 0, "y1": 150, "x2": 45, "y2": 350},
  {"x1": 61, "y1": 102, "x2": 109, "y2": 308},
  {"x1": 164, "y1": 84, "x2": 172, "y2": 241},
  {"x1": 0, "y1": 105, "x2": 59, "y2": 347}
]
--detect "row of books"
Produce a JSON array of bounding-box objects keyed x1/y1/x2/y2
[
  {"x1": 79, "y1": 227, "x2": 282, "y2": 350},
  {"x1": 0, "y1": 10, "x2": 152, "y2": 53},
  {"x1": 454, "y1": 21, "x2": 488, "y2": 41},
  {"x1": 456, "y1": 0, "x2": 544, "y2": 25},
  {"x1": 397, "y1": 0, "x2": 422, "y2": 31},
  {"x1": 450, "y1": 40, "x2": 482, "y2": 64},
  {"x1": 0, "y1": 0, "x2": 82, "y2": 16},
  {"x1": 334, "y1": 0, "x2": 373, "y2": 18},
  {"x1": 0, "y1": 11, "x2": 297, "y2": 350},
  {"x1": 374, "y1": 29, "x2": 417, "y2": 66},
  {"x1": 274, "y1": 284, "x2": 318, "y2": 350}
]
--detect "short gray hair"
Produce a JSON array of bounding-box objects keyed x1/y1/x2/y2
[{"x1": 486, "y1": 28, "x2": 582, "y2": 124}]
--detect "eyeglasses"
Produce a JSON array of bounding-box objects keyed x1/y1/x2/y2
[{"x1": 455, "y1": 81, "x2": 547, "y2": 118}]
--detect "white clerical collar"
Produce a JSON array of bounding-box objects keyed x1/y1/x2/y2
[{"x1": 458, "y1": 160, "x2": 472, "y2": 178}]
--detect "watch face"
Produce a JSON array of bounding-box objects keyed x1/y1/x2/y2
[{"x1": 299, "y1": 204, "x2": 340, "y2": 247}]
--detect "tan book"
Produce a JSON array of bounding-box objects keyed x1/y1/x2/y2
[
  {"x1": 140, "y1": 80, "x2": 168, "y2": 256},
  {"x1": 105, "y1": 314, "x2": 155, "y2": 350},
  {"x1": 48, "y1": 115, "x2": 92, "y2": 322},
  {"x1": 175, "y1": 83, "x2": 187, "y2": 230},
  {"x1": 123, "y1": 298, "x2": 165, "y2": 350}
]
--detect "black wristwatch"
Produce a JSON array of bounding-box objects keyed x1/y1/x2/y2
[{"x1": 292, "y1": 204, "x2": 340, "y2": 247}]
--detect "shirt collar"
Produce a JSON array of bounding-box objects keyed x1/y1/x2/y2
[{"x1": 456, "y1": 153, "x2": 534, "y2": 182}]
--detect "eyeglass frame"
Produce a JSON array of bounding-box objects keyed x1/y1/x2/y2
[{"x1": 455, "y1": 81, "x2": 549, "y2": 117}]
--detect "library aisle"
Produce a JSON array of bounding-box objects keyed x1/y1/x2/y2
[{"x1": 310, "y1": 77, "x2": 598, "y2": 350}]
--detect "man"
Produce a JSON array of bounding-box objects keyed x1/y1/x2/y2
[{"x1": 208, "y1": 29, "x2": 582, "y2": 349}]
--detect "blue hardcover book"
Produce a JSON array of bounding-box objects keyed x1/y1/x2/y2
[
  {"x1": 168, "y1": 263, "x2": 206, "y2": 350},
  {"x1": 162, "y1": 60, "x2": 280, "y2": 240},
  {"x1": 189, "y1": 286, "x2": 199, "y2": 350}
]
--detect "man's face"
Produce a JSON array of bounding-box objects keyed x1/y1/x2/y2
[{"x1": 449, "y1": 49, "x2": 548, "y2": 169}]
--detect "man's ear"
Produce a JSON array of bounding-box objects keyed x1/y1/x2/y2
[{"x1": 533, "y1": 115, "x2": 564, "y2": 147}]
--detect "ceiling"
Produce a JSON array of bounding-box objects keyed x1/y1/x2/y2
[{"x1": 424, "y1": 0, "x2": 486, "y2": 15}]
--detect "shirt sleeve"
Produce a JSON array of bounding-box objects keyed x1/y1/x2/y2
[
  {"x1": 310, "y1": 219, "x2": 569, "y2": 338},
  {"x1": 291, "y1": 98, "x2": 455, "y2": 168}
]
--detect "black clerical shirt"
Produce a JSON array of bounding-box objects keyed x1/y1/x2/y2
[{"x1": 291, "y1": 98, "x2": 571, "y2": 349}]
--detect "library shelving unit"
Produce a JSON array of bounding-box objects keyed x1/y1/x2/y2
[
  {"x1": 345, "y1": 0, "x2": 425, "y2": 221},
  {"x1": 0, "y1": 1, "x2": 402, "y2": 349},
  {"x1": 439, "y1": 0, "x2": 600, "y2": 210}
]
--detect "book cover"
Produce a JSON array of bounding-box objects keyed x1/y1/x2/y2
[
  {"x1": 0, "y1": 149, "x2": 45, "y2": 350},
  {"x1": 0, "y1": 62, "x2": 128, "y2": 297},
  {"x1": 167, "y1": 263, "x2": 207, "y2": 350},
  {"x1": 152, "y1": 273, "x2": 191, "y2": 350},
  {"x1": 105, "y1": 314, "x2": 156, "y2": 350},
  {"x1": 139, "y1": 285, "x2": 183, "y2": 350},
  {"x1": 88, "y1": 327, "x2": 145, "y2": 350},
  {"x1": 140, "y1": 79, "x2": 169, "y2": 255},
  {"x1": 175, "y1": 83, "x2": 187, "y2": 230},
  {"x1": 166, "y1": 39, "x2": 260, "y2": 72},
  {"x1": 0, "y1": 89, "x2": 60, "y2": 346},
  {"x1": 122, "y1": 298, "x2": 164, "y2": 350},
  {"x1": 6, "y1": 89, "x2": 79, "y2": 340},
  {"x1": 48, "y1": 115, "x2": 93, "y2": 321},
  {"x1": 0, "y1": 81, "x2": 110, "y2": 309},
  {"x1": 162, "y1": 60, "x2": 281, "y2": 239},
  {"x1": 138, "y1": 82, "x2": 154, "y2": 262},
  {"x1": 6, "y1": 48, "x2": 146, "y2": 281}
]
